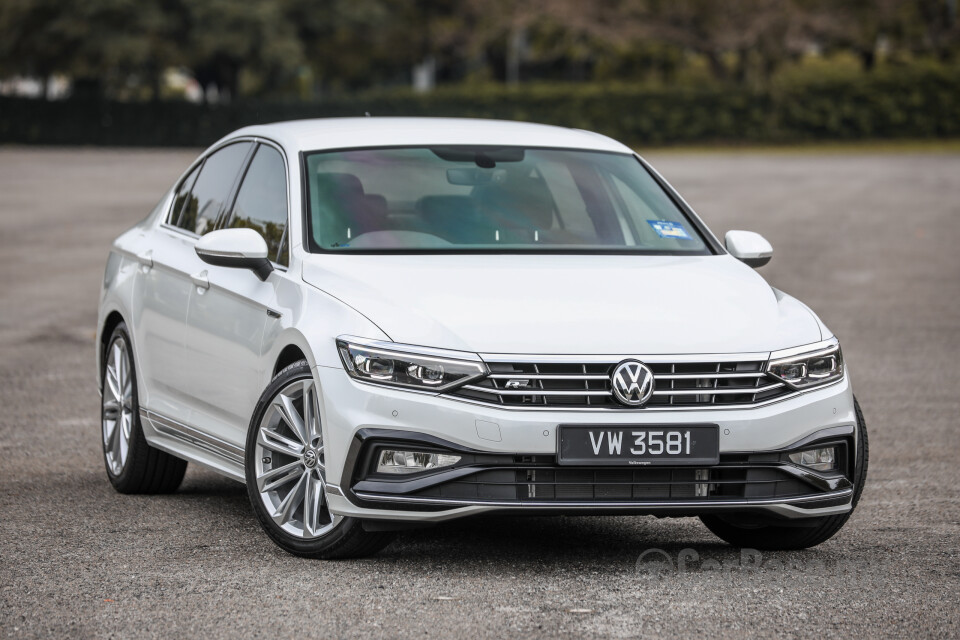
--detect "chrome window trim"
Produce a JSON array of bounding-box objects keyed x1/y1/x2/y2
[
  {"x1": 156, "y1": 134, "x2": 293, "y2": 272},
  {"x1": 164, "y1": 139, "x2": 256, "y2": 231},
  {"x1": 220, "y1": 137, "x2": 293, "y2": 267}
]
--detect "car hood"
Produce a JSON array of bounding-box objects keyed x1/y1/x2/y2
[{"x1": 301, "y1": 254, "x2": 823, "y2": 355}]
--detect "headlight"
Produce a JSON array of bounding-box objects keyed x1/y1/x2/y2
[
  {"x1": 336, "y1": 337, "x2": 487, "y2": 392},
  {"x1": 767, "y1": 341, "x2": 844, "y2": 389}
]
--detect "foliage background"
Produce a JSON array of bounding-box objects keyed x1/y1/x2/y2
[{"x1": 0, "y1": 0, "x2": 957, "y2": 145}]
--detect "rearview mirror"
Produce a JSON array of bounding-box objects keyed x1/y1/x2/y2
[
  {"x1": 195, "y1": 228, "x2": 274, "y2": 281},
  {"x1": 725, "y1": 230, "x2": 772, "y2": 268}
]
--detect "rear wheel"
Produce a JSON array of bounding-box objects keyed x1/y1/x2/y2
[
  {"x1": 101, "y1": 322, "x2": 186, "y2": 494},
  {"x1": 245, "y1": 360, "x2": 395, "y2": 558},
  {"x1": 700, "y1": 397, "x2": 869, "y2": 550}
]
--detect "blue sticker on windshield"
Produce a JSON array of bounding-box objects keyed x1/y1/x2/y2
[{"x1": 647, "y1": 220, "x2": 692, "y2": 240}]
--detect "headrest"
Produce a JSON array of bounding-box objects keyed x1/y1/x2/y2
[
  {"x1": 417, "y1": 195, "x2": 478, "y2": 220},
  {"x1": 473, "y1": 178, "x2": 554, "y2": 230},
  {"x1": 314, "y1": 172, "x2": 366, "y2": 199}
]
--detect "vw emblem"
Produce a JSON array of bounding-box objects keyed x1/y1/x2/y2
[{"x1": 611, "y1": 360, "x2": 655, "y2": 407}]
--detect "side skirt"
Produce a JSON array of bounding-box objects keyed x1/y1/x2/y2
[{"x1": 139, "y1": 409, "x2": 246, "y2": 482}]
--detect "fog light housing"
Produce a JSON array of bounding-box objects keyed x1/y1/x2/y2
[
  {"x1": 376, "y1": 449, "x2": 461, "y2": 474},
  {"x1": 788, "y1": 447, "x2": 837, "y2": 472}
]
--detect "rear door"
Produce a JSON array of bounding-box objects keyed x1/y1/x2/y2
[
  {"x1": 181, "y1": 142, "x2": 290, "y2": 450},
  {"x1": 131, "y1": 141, "x2": 253, "y2": 426}
]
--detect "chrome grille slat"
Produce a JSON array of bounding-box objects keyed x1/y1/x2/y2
[
  {"x1": 655, "y1": 372, "x2": 766, "y2": 380},
  {"x1": 462, "y1": 385, "x2": 614, "y2": 397},
  {"x1": 488, "y1": 373, "x2": 611, "y2": 380},
  {"x1": 653, "y1": 383, "x2": 784, "y2": 396},
  {"x1": 448, "y1": 357, "x2": 795, "y2": 409}
]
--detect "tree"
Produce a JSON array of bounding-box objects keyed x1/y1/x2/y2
[
  {"x1": 0, "y1": 0, "x2": 184, "y2": 99},
  {"x1": 186, "y1": 0, "x2": 303, "y2": 101}
]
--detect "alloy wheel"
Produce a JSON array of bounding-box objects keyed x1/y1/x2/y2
[
  {"x1": 254, "y1": 377, "x2": 341, "y2": 539},
  {"x1": 102, "y1": 336, "x2": 134, "y2": 476}
]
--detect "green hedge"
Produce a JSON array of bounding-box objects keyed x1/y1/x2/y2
[{"x1": 1, "y1": 64, "x2": 957, "y2": 146}]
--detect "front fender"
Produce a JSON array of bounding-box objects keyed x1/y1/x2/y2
[{"x1": 258, "y1": 273, "x2": 389, "y2": 394}]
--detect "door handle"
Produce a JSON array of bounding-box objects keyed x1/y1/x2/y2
[
  {"x1": 136, "y1": 250, "x2": 153, "y2": 269},
  {"x1": 191, "y1": 270, "x2": 210, "y2": 290}
]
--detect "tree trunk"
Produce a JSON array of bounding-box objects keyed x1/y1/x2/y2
[{"x1": 705, "y1": 51, "x2": 727, "y2": 81}]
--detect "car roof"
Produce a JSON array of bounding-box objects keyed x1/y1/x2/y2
[{"x1": 220, "y1": 117, "x2": 633, "y2": 155}]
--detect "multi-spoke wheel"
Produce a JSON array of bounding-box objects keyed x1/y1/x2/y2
[
  {"x1": 100, "y1": 322, "x2": 186, "y2": 493},
  {"x1": 245, "y1": 360, "x2": 395, "y2": 558},
  {"x1": 254, "y1": 376, "x2": 342, "y2": 539},
  {"x1": 102, "y1": 334, "x2": 133, "y2": 475}
]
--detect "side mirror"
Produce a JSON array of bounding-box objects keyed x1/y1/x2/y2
[
  {"x1": 725, "y1": 230, "x2": 773, "y2": 268},
  {"x1": 195, "y1": 228, "x2": 274, "y2": 281}
]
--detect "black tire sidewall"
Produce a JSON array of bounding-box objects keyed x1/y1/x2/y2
[{"x1": 702, "y1": 395, "x2": 869, "y2": 548}]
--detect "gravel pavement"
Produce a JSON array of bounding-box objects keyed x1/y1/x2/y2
[{"x1": 1, "y1": 147, "x2": 958, "y2": 639}]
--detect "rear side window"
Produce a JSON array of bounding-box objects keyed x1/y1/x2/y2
[
  {"x1": 225, "y1": 145, "x2": 288, "y2": 264},
  {"x1": 175, "y1": 142, "x2": 252, "y2": 236}
]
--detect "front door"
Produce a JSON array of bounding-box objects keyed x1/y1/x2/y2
[{"x1": 182, "y1": 143, "x2": 289, "y2": 450}]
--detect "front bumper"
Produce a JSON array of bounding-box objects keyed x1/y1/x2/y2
[{"x1": 315, "y1": 364, "x2": 858, "y2": 523}]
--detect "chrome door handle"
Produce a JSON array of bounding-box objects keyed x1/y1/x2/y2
[
  {"x1": 136, "y1": 250, "x2": 153, "y2": 269},
  {"x1": 191, "y1": 270, "x2": 210, "y2": 290}
]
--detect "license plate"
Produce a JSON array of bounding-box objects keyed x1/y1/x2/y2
[{"x1": 557, "y1": 425, "x2": 719, "y2": 466}]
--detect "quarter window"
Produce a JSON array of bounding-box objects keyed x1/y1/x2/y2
[
  {"x1": 225, "y1": 145, "x2": 289, "y2": 265},
  {"x1": 175, "y1": 142, "x2": 252, "y2": 236},
  {"x1": 168, "y1": 163, "x2": 200, "y2": 227}
]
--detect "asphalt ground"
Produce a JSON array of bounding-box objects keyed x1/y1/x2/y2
[{"x1": 1, "y1": 147, "x2": 958, "y2": 639}]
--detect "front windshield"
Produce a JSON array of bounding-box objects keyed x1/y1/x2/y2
[{"x1": 304, "y1": 146, "x2": 710, "y2": 254}]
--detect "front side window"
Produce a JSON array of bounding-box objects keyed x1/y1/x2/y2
[
  {"x1": 304, "y1": 146, "x2": 710, "y2": 254},
  {"x1": 176, "y1": 142, "x2": 252, "y2": 236},
  {"x1": 225, "y1": 145, "x2": 289, "y2": 265}
]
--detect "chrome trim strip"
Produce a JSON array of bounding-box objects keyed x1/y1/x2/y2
[
  {"x1": 353, "y1": 488, "x2": 853, "y2": 509},
  {"x1": 462, "y1": 385, "x2": 611, "y2": 397},
  {"x1": 487, "y1": 372, "x2": 766, "y2": 381},
  {"x1": 442, "y1": 377, "x2": 843, "y2": 412},
  {"x1": 653, "y1": 382, "x2": 784, "y2": 396},
  {"x1": 656, "y1": 372, "x2": 767, "y2": 380},
  {"x1": 461, "y1": 381, "x2": 784, "y2": 398},
  {"x1": 488, "y1": 373, "x2": 610, "y2": 380},
  {"x1": 325, "y1": 484, "x2": 346, "y2": 498},
  {"x1": 142, "y1": 409, "x2": 244, "y2": 464},
  {"x1": 479, "y1": 351, "x2": 771, "y2": 364}
]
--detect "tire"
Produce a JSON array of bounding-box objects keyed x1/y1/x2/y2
[
  {"x1": 244, "y1": 360, "x2": 395, "y2": 559},
  {"x1": 101, "y1": 322, "x2": 187, "y2": 494},
  {"x1": 700, "y1": 396, "x2": 869, "y2": 550}
]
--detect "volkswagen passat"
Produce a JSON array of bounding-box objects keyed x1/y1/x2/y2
[{"x1": 96, "y1": 118, "x2": 867, "y2": 558}]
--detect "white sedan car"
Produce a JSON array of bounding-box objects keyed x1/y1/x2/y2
[{"x1": 97, "y1": 118, "x2": 867, "y2": 558}]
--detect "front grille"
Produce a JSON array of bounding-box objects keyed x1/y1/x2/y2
[{"x1": 449, "y1": 360, "x2": 791, "y2": 408}]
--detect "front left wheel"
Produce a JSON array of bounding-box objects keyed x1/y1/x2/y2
[{"x1": 244, "y1": 360, "x2": 395, "y2": 558}]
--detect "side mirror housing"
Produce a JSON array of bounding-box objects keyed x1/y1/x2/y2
[
  {"x1": 725, "y1": 230, "x2": 773, "y2": 268},
  {"x1": 195, "y1": 228, "x2": 274, "y2": 281}
]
